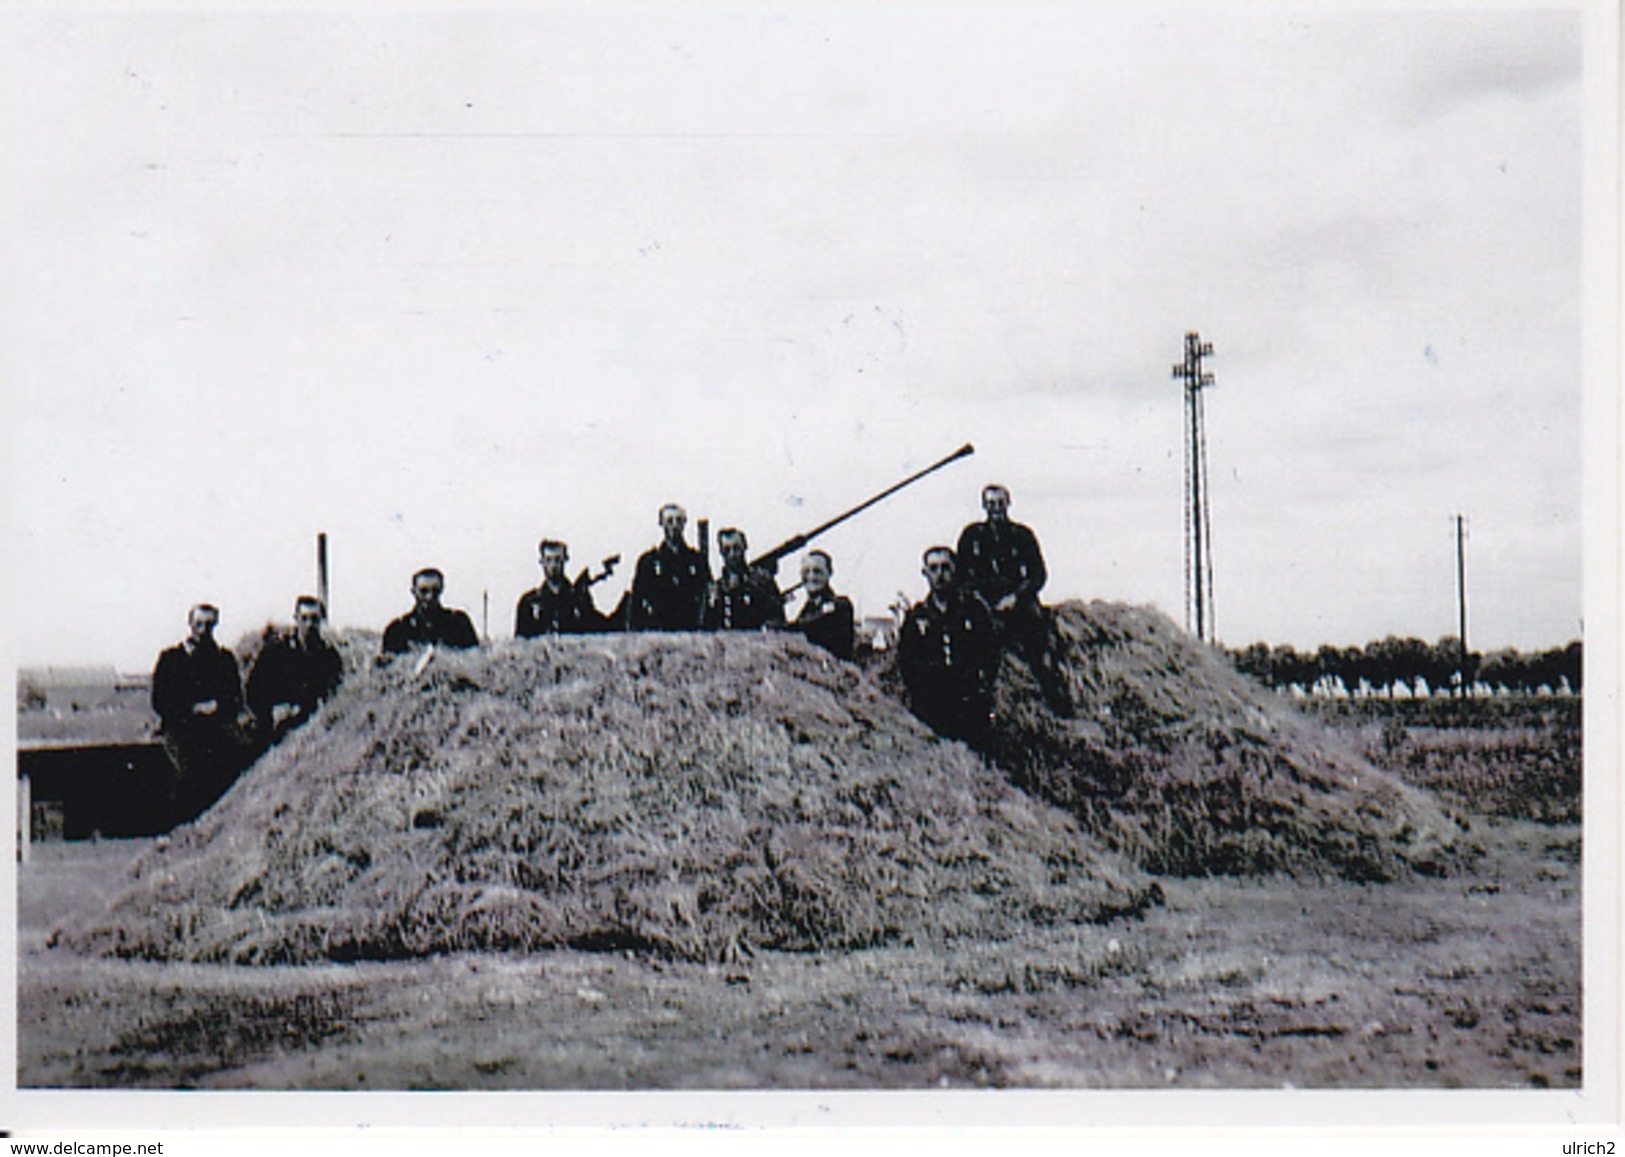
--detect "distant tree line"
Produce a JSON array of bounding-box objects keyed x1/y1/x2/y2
[{"x1": 1226, "y1": 636, "x2": 1582, "y2": 698}]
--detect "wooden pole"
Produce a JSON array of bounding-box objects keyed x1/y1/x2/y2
[
  {"x1": 317, "y1": 532, "x2": 330, "y2": 620},
  {"x1": 18, "y1": 774, "x2": 31, "y2": 864},
  {"x1": 1456, "y1": 514, "x2": 1469, "y2": 697}
]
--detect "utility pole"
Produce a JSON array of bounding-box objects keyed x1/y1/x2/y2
[
  {"x1": 1171, "y1": 332, "x2": 1216, "y2": 644},
  {"x1": 1456, "y1": 514, "x2": 1469, "y2": 697}
]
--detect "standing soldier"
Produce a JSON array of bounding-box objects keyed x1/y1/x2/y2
[
  {"x1": 151, "y1": 603, "x2": 253, "y2": 822},
  {"x1": 381, "y1": 568, "x2": 480, "y2": 654},
  {"x1": 956, "y1": 483, "x2": 1069, "y2": 711},
  {"x1": 702, "y1": 528, "x2": 785, "y2": 631},
  {"x1": 516, "y1": 540, "x2": 605, "y2": 637},
  {"x1": 787, "y1": 549, "x2": 855, "y2": 660},
  {"x1": 627, "y1": 503, "x2": 711, "y2": 631},
  {"x1": 897, "y1": 547, "x2": 999, "y2": 744},
  {"x1": 246, "y1": 595, "x2": 344, "y2": 747}
]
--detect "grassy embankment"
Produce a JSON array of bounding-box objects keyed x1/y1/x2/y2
[{"x1": 1302, "y1": 696, "x2": 1581, "y2": 824}]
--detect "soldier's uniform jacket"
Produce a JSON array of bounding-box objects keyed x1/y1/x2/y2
[
  {"x1": 628, "y1": 542, "x2": 711, "y2": 631},
  {"x1": 791, "y1": 588, "x2": 855, "y2": 660},
  {"x1": 955, "y1": 519, "x2": 1048, "y2": 608},
  {"x1": 515, "y1": 581, "x2": 602, "y2": 637},
  {"x1": 381, "y1": 604, "x2": 480, "y2": 653},
  {"x1": 151, "y1": 638, "x2": 244, "y2": 734},
  {"x1": 246, "y1": 629, "x2": 343, "y2": 729},
  {"x1": 703, "y1": 565, "x2": 785, "y2": 631},
  {"x1": 898, "y1": 588, "x2": 999, "y2": 704},
  {"x1": 152, "y1": 637, "x2": 253, "y2": 822}
]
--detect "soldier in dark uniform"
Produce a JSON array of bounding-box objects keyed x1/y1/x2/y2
[
  {"x1": 955, "y1": 483, "x2": 1069, "y2": 711},
  {"x1": 787, "y1": 549, "x2": 854, "y2": 660},
  {"x1": 897, "y1": 547, "x2": 999, "y2": 744},
  {"x1": 702, "y1": 527, "x2": 785, "y2": 631},
  {"x1": 516, "y1": 540, "x2": 605, "y2": 637},
  {"x1": 381, "y1": 568, "x2": 480, "y2": 654},
  {"x1": 627, "y1": 503, "x2": 711, "y2": 631},
  {"x1": 151, "y1": 603, "x2": 254, "y2": 822},
  {"x1": 246, "y1": 595, "x2": 344, "y2": 747},
  {"x1": 956, "y1": 483, "x2": 1048, "y2": 620}
]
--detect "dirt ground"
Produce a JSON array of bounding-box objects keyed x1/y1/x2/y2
[{"x1": 15, "y1": 815, "x2": 1579, "y2": 1091}]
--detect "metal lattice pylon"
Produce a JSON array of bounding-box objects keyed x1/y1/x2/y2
[{"x1": 1172, "y1": 332, "x2": 1216, "y2": 643}]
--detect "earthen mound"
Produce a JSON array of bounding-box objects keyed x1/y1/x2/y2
[
  {"x1": 979, "y1": 601, "x2": 1477, "y2": 880},
  {"x1": 52, "y1": 632, "x2": 1156, "y2": 965}
]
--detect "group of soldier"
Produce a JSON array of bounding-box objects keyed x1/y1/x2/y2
[
  {"x1": 899, "y1": 484, "x2": 1068, "y2": 743},
  {"x1": 385, "y1": 505, "x2": 859, "y2": 659},
  {"x1": 150, "y1": 595, "x2": 342, "y2": 822},
  {"x1": 149, "y1": 482, "x2": 1061, "y2": 822}
]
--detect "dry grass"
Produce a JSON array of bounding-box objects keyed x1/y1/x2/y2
[
  {"x1": 51, "y1": 603, "x2": 1480, "y2": 968},
  {"x1": 1304, "y1": 698, "x2": 1581, "y2": 824},
  {"x1": 973, "y1": 602, "x2": 1478, "y2": 881},
  {"x1": 51, "y1": 632, "x2": 1155, "y2": 965}
]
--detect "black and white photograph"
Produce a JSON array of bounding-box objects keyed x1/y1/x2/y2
[{"x1": 3, "y1": 0, "x2": 1619, "y2": 1147}]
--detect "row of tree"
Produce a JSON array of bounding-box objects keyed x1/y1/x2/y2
[{"x1": 1226, "y1": 636, "x2": 1583, "y2": 698}]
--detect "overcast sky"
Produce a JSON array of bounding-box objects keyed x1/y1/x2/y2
[{"x1": 3, "y1": 2, "x2": 1605, "y2": 673}]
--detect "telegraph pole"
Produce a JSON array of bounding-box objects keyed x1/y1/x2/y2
[
  {"x1": 1172, "y1": 332, "x2": 1216, "y2": 643},
  {"x1": 1456, "y1": 514, "x2": 1469, "y2": 697}
]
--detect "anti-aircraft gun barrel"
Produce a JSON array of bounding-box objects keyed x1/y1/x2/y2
[{"x1": 750, "y1": 442, "x2": 975, "y2": 572}]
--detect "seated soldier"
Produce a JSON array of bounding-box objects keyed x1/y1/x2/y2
[
  {"x1": 956, "y1": 483, "x2": 1047, "y2": 622},
  {"x1": 247, "y1": 595, "x2": 344, "y2": 746},
  {"x1": 516, "y1": 540, "x2": 606, "y2": 637},
  {"x1": 956, "y1": 483, "x2": 1069, "y2": 711},
  {"x1": 702, "y1": 527, "x2": 785, "y2": 631},
  {"x1": 787, "y1": 549, "x2": 855, "y2": 660}
]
